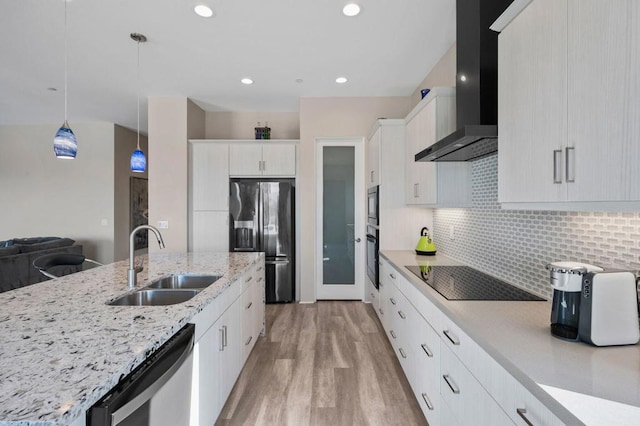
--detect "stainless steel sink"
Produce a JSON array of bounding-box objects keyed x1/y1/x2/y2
[
  {"x1": 146, "y1": 274, "x2": 221, "y2": 290},
  {"x1": 108, "y1": 289, "x2": 201, "y2": 306}
]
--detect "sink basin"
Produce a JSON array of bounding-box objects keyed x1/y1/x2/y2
[
  {"x1": 108, "y1": 289, "x2": 201, "y2": 306},
  {"x1": 146, "y1": 274, "x2": 222, "y2": 290}
]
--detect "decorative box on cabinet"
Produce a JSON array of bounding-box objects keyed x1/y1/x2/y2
[
  {"x1": 497, "y1": 0, "x2": 640, "y2": 211},
  {"x1": 404, "y1": 87, "x2": 471, "y2": 207},
  {"x1": 229, "y1": 140, "x2": 297, "y2": 177}
]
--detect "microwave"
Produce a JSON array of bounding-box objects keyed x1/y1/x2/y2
[{"x1": 367, "y1": 186, "x2": 379, "y2": 226}]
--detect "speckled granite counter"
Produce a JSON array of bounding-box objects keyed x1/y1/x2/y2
[
  {"x1": 381, "y1": 250, "x2": 640, "y2": 425},
  {"x1": 0, "y1": 251, "x2": 263, "y2": 426}
]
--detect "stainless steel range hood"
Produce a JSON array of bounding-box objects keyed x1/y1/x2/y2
[{"x1": 416, "y1": 0, "x2": 511, "y2": 162}]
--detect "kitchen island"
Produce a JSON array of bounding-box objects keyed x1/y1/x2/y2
[
  {"x1": 381, "y1": 250, "x2": 640, "y2": 425},
  {"x1": 0, "y1": 251, "x2": 263, "y2": 426}
]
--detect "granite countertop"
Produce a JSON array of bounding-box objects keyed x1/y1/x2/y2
[
  {"x1": 0, "y1": 251, "x2": 263, "y2": 426},
  {"x1": 381, "y1": 250, "x2": 640, "y2": 425}
]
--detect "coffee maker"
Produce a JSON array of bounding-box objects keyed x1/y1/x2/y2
[{"x1": 546, "y1": 261, "x2": 603, "y2": 341}]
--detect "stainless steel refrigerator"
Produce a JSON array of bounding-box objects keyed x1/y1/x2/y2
[{"x1": 229, "y1": 179, "x2": 295, "y2": 303}]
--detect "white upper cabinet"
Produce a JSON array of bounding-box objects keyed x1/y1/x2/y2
[
  {"x1": 229, "y1": 141, "x2": 296, "y2": 177},
  {"x1": 404, "y1": 88, "x2": 471, "y2": 207},
  {"x1": 498, "y1": 0, "x2": 640, "y2": 209},
  {"x1": 367, "y1": 126, "x2": 381, "y2": 187},
  {"x1": 190, "y1": 142, "x2": 230, "y2": 211}
]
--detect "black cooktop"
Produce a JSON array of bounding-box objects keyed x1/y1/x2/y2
[{"x1": 405, "y1": 265, "x2": 545, "y2": 301}]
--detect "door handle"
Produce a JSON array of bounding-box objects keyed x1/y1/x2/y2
[
  {"x1": 553, "y1": 149, "x2": 563, "y2": 184},
  {"x1": 355, "y1": 238, "x2": 361, "y2": 243},
  {"x1": 565, "y1": 146, "x2": 575, "y2": 183}
]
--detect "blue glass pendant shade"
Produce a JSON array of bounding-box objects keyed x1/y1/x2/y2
[
  {"x1": 131, "y1": 149, "x2": 146, "y2": 172},
  {"x1": 53, "y1": 121, "x2": 78, "y2": 159}
]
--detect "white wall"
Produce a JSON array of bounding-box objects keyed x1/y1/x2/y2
[
  {"x1": 114, "y1": 125, "x2": 148, "y2": 261},
  {"x1": 0, "y1": 123, "x2": 116, "y2": 262},
  {"x1": 205, "y1": 111, "x2": 299, "y2": 139},
  {"x1": 299, "y1": 97, "x2": 416, "y2": 302},
  {"x1": 148, "y1": 98, "x2": 204, "y2": 254}
]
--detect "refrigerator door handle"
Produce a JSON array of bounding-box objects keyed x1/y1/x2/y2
[{"x1": 266, "y1": 258, "x2": 290, "y2": 265}]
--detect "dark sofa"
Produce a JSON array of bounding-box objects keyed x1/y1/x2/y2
[{"x1": 0, "y1": 237, "x2": 83, "y2": 293}]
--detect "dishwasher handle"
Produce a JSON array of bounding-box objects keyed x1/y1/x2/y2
[{"x1": 89, "y1": 323, "x2": 195, "y2": 426}]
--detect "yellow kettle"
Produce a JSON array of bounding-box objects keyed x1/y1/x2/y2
[{"x1": 415, "y1": 227, "x2": 437, "y2": 256}]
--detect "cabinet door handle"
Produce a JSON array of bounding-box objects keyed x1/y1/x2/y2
[
  {"x1": 565, "y1": 146, "x2": 575, "y2": 183},
  {"x1": 378, "y1": 308, "x2": 384, "y2": 315},
  {"x1": 414, "y1": 183, "x2": 419, "y2": 198},
  {"x1": 390, "y1": 297, "x2": 397, "y2": 305},
  {"x1": 421, "y1": 393, "x2": 434, "y2": 410},
  {"x1": 390, "y1": 330, "x2": 397, "y2": 339},
  {"x1": 246, "y1": 302, "x2": 253, "y2": 310},
  {"x1": 219, "y1": 328, "x2": 225, "y2": 351},
  {"x1": 370, "y1": 170, "x2": 374, "y2": 182},
  {"x1": 370, "y1": 292, "x2": 375, "y2": 299},
  {"x1": 516, "y1": 408, "x2": 534, "y2": 426},
  {"x1": 443, "y1": 329, "x2": 460, "y2": 345},
  {"x1": 398, "y1": 310, "x2": 406, "y2": 320},
  {"x1": 399, "y1": 348, "x2": 407, "y2": 359},
  {"x1": 246, "y1": 276, "x2": 253, "y2": 283},
  {"x1": 421, "y1": 344, "x2": 433, "y2": 357},
  {"x1": 389, "y1": 273, "x2": 396, "y2": 279},
  {"x1": 553, "y1": 149, "x2": 563, "y2": 184},
  {"x1": 443, "y1": 374, "x2": 460, "y2": 394},
  {"x1": 222, "y1": 325, "x2": 228, "y2": 348},
  {"x1": 245, "y1": 336, "x2": 253, "y2": 346}
]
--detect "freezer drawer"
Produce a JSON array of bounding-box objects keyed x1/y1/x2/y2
[{"x1": 265, "y1": 256, "x2": 294, "y2": 303}]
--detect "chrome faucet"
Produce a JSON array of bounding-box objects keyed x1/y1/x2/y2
[{"x1": 128, "y1": 225, "x2": 165, "y2": 288}]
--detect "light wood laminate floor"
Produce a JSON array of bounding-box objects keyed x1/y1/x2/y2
[{"x1": 216, "y1": 301, "x2": 426, "y2": 426}]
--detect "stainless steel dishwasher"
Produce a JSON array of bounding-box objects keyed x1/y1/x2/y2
[{"x1": 88, "y1": 323, "x2": 195, "y2": 426}]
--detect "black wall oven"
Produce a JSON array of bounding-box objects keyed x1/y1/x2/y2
[
  {"x1": 366, "y1": 225, "x2": 379, "y2": 290},
  {"x1": 367, "y1": 186, "x2": 379, "y2": 226}
]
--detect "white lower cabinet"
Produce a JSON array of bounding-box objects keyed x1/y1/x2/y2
[
  {"x1": 440, "y1": 344, "x2": 513, "y2": 425},
  {"x1": 379, "y1": 260, "x2": 566, "y2": 426},
  {"x1": 190, "y1": 260, "x2": 265, "y2": 426}
]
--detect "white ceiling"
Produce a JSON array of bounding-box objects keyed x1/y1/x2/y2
[{"x1": 0, "y1": 0, "x2": 456, "y2": 133}]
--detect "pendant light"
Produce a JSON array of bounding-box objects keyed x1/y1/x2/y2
[
  {"x1": 53, "y1": 0, "x2": 77, "y2": 159},
  {"x1": 130, "y1": 33, "x2": 147, "y2": 173}
]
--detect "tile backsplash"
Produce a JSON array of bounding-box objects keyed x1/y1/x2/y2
[{"x1": 433, "y1": 155, "x2": 640, "y2": 298}]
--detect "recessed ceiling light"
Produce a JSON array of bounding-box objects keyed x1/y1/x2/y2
[
  {"x1": 295, "y1": 78, "x2": 304, "y2": 84},
  {"x1": 194, "y1": 4, "x2": 214, "y2": 18},
  {"x1": 336, "y1": 77, "x2": 348, "y2": 84},
  {"x1": 460, "y1": 74, "x2": 467, "y2": 82},
  {"x1": 241, "y1": 78, "x2": 254, "y2": 85},
  {"x1": 343, "y1": 3, "x2": 361, "y2": 17}
]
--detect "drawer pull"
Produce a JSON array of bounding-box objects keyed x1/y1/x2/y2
[
  {"x1": 399, "y1": 348, "x2": 407, "y2": 359},
  {"x1": 443, "y1": 374, "x2": 460, "y2": 394},
  {"x1": 390, "y1": 297, "x2": 397, "y2": 305},
  {"x1": 516, "y1": 408, "x2": 534, "y2": 426},
  {"x1": 246, "y1": 276, "x2": 253, "y2": 283},
  {"x1": 390, "y1": 330, "x2": 397, "y2": 339},
  {"x1": 420, "y1": 344, "x2": 433, "y2": 357},
  {"x1": 219, "y1": 328, "x2": 225, "y2": 351},
  {"x1": 421, "y1": 393, "x2": 434, "y2": 410},
  {"x1": 378, "y1": 308, "x2": 384, "y2": 315},
  {"x1": 245, "y1": 336, "x2": 253, "y2": 346},
  {"x1": 222, "y1": 325, "x2": 228, "y2": 348},
  {"x1": 398, "y1": 310, "x2": 406, "y2": 320},
  {"x1": 257, "y1": 266, "x2": 263, "y2": 272},
  {"x1": 390, "y1": 273, "x2": 396, "y2": 279},
  {"x1": 443, "y1": 329, "x2": 460, "y2": 345},
  {"x1": 246, "y1": 302, "x2": 253, "y2": 310}
]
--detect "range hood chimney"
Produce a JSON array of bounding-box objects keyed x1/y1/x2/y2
[{"x1": 416, "y1": 0, "x2": 511, "y2": 162}]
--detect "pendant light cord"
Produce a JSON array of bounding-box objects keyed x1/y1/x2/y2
[
  {"x1": 64, "y1": 0, "x2": 68, "y2": 123},
  {"x1": 136, "y1": 38, "x2": 141, "y2": 150}
]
